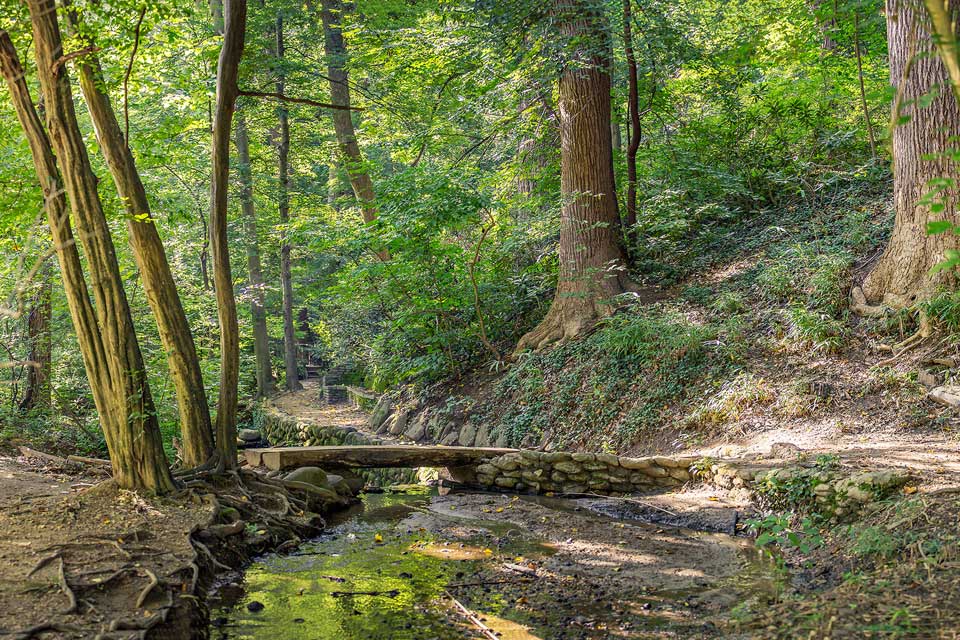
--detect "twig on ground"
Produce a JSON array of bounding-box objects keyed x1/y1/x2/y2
[
  {"x1": 444, "y1": 591, "x2": 499, "y2": 640},
  {"x1": 330, "y1": 589, "x2": 400, "y2": 597},
  {"x1": 446, "y1": 578, "x2": 533, "y2": 588}
]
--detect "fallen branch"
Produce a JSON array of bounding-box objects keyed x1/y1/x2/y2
[
  {"x1": 330, "y1": 589, "x2": 400, "y2": 598},
  {"x1": 444, "y1": 591, "x2": 499, "y2": 640},
  {"x1": 26, "y1": 551, "x2": 61, "y2": 578},
  {"x1": 66, "y1": 454, "x2": 111, "y2": 467},
  {"x1": 445, "y1": 578, "x2": 533, "y2": 589},
  {"x1": 18, "y1": 446, "x2": 68, "y2": 465},
  {"x1": 556, "y1": 491, "x2": 680, "y2": 518},
  {"x1": 1, "y1": 622, "x2": 81, "y2": 640}
]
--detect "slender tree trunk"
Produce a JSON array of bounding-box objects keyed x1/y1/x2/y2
[
  {"x1": 623, "y1": 0, "x2": 641, "y2": 232},
  {"x1": 19, "y1": 263, "x2": 51, "y2": 412},
  {"x1": 71, "y1": 39, "x2": 215, "y2": 468},
  {"x1": 236, "y1": 111, "x2": 274, "y2": 398},
  {"x1": 854, "y1": 10, "x2": 877, "y2": 159},
  {"x1": 515, "y1": 0, "x2": 631, "y2": 352},
  {"x1": 860, "y1": 0, "x2": 960, "y2": 306},
  {"x1": 5, "y1": 10, "x2": 174, "y2": 493},
  {"x1": 319, "y1": 0, "x2": 389, "y2": 260},
  {"x1": 210, "y1": 0, "x2": 247, "y2": 467},
  {"x1": 275, "y1": 16, "x2": 301, "y2": 392},
  {"x1": 611, "y1": 114, "x2": 622, "y2": 154}
]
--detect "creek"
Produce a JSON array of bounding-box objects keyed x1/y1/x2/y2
[{"x1": 208, "y1": 487, "x2": 782, "y2": 639}]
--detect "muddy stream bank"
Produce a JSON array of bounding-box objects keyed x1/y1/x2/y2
[{"x1": 207, "y1": 487, "x2": 781, "y2": 639}]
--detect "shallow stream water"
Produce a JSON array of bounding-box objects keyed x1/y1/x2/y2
[{"x1": 208, "y1": 488, "x2": 782, "y2": 639}]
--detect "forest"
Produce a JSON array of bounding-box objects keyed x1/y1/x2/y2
[{"x1": 0, "y1": 0, "x2": 959, "y2": 638}]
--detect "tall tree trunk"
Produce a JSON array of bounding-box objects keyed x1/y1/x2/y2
[
  {"x1": 319, "y1": 0, "x2": 389, "y2": 260},
  {"x1": 623, "y1": 0, "x2": 641, "y2": 232},
  {"x1": 236, "y1": 111, "x2": 274, "y2": 398},
  {"x1": 275, "y1": 15, "x2": 301, "y2": 392},
  {"x1": 860, "y1": 0, "x2": 960, "y2": 306},
  {"x1": 19, "y1": 263, "x2": 51, "y2": 412},
  {"x1": 854, "y1": 10, "x2": 878, "y2": 159},
  {"x1": 515, "y1": 0, "x2": 631, "y2": 352},
  {"x1": 210, "y1": 0, "x2": 247, "y2": 467},
  {"x1": 4, "y1": 11, "x2": 174, "y2": 493},
  {"x1": 70, "y1": 39, "x2": 215, "y2": 469}
]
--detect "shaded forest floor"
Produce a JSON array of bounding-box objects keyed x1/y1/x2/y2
[{"x1": 0, "y1": 455, "x2": 209, "y2": 639}]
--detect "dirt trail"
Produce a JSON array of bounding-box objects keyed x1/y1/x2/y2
[{"x1": 270, "y1": 381, "x2": 369, "y2": 432}]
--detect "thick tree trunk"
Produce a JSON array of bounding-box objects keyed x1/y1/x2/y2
[
  {"x1": 5, "y1": 11, "x2": 174, "y2": 493},
  {"x1": 319, "y1": 0, "x2": 388, "y2": 260},
  {"x1": 210, "y1": 0, "x2": 247, "y2": 467},
  {"x1": 19, "y1": 264, "x2": 51, "y2": 412},
  {"x1": 515, "y1": 0, "x2": 631, "y2": 352},
  {"x1": 861, "y1": 0, "x2": 960, "y2": 306},
  {"x1": 275, "y1": 16, "x2": 301, "y2": 392},
  {"x1": 72, "y1": 44, "x2": 215, "y2": 469},
  {"x1": 235, "y1": 111, "x2": 274, "y2": 398}
]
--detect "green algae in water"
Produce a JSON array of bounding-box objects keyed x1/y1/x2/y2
[{"x1": 211, "y1": 490, "x2": 479, "y2": 639}]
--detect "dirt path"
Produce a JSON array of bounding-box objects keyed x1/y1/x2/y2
[{"x1": 270, "y1": 381, "x2": 370, "y2": 433}]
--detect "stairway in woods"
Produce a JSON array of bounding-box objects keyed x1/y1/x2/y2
[{"x1": 321, "y1": 362, "x2": 354, "y2": 404}]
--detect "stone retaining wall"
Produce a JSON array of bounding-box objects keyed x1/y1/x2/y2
[
  {"x1": 473, "y1": 451, "x2": 910, "y2": 521},
  {"x1": 474, "y1": 451, "x2": 697, "y2": 495},
  {"x1": 259, "y1": 406, "x2": 419, "y2": 486}
]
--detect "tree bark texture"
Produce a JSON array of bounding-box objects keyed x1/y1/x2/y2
[
  {"x1": 19, "y1": 263, "x2": 51, "y2": 412},
  {"x1": 862, "y1": 0, "x2": 960, "y2": 306},
  {"x1": 5, "y1": 9, "x2": 174, "y2": 493},
  {"x1": 319, "y1": 0, "x2": 388, "y2": 259},
  {"x1": 623, "y1": 0, "x2": 641, "y2": 232},
  {"x1": 210, "y1": 0, "x2": 247, "y2": 467},
  {"x1": 72, "y1": 45, "x2": 215, "y2": 469},
  {"x1": 235, "y1": 111, "x2": 274, "y2": 398},
  {"x1": 275, "y1": 15, "x2": 301, "y2": 392},
  {"x1": 516, "y1": 0, "x2": 630, "y2": 352}
]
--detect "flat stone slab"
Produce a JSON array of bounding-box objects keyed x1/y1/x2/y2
[{"x1": 245, "y1": 445, "x2": 518, "y2": 471}]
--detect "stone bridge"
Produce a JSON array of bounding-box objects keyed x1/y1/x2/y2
[{"x1": 244, "y1": 444, "x2": 701, "y2": 495}]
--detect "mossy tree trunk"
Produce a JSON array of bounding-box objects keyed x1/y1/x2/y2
[
  {"x1": 210, "y1": 0, "x2": 247, "y2": 467},
  {"x1": 236, "y1": 111, "x2": 275, "y2": 399},
  {"x1": 515, "y1": 0, "x2": 631, "y2": 352},
  {"x1": 70, "y1": 33, "x2": 215, "y2": 469},
  {"x1": 319, "y1": 0, "x2": 389, "y2": 260},
  {"x1": 3, "y1": 9, "x2": 174, "y2": 493}
]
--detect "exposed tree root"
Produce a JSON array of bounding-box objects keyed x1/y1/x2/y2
[
  {"x1": 876, "y1": 312, "x2": 933, "y2": 367},
  {"x1": 56, "y1": 557, "x2": 77, "y2": 615},
  {"x1": 1, "y1": 622, "x2": 81, "y2": 640},
  {"x1": 850, "y1": 286, "x2": 894, "y2": 318},
  {"x1": 133, "y1": 569, "x2": 158, "y2": 608}
]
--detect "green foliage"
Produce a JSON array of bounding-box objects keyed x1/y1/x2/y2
[
  {"x1": 477, "y1": 305, "x2": 745, "y2": 449},
  {"x1": 753, "y1": 455, "x2": 840, "y2": 517},
  {"x1": 747, "y1": 513, "x2": 824, "y2": 556},
  {"x1": 921, "y1": 291, "x2": 960, "y2": 331},
  {"x1": 0, "y1": 0, "x2": 893, "y2": 459}
]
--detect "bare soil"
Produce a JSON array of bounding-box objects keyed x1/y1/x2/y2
[{"x1": 0, "y1": 455, "x2": 210, "y2": 639}]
